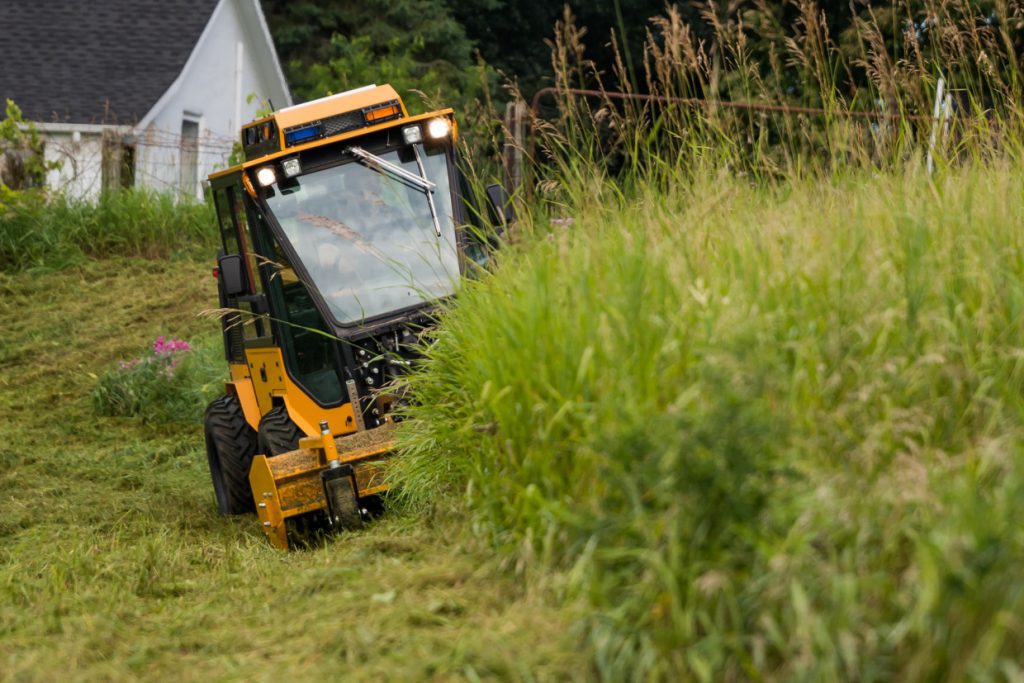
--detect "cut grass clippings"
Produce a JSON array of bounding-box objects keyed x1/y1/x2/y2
[{"x1": 0, "y1": 257, "x2": 582, "y2": 681}]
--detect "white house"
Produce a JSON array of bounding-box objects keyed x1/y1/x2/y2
[{"x1": 0, "y1": 0, "x2": 291, "y2": 200}]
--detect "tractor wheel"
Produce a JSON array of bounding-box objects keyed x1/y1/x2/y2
[
  {"x1": 257, "y1": 404, "x2": 304, "y2": 457},
  {"x1": 204, "y1": 395, "x2": 258, "y2": 515},
  {"x1": 324, "y1": 470, "x2": 363, "y2": 531}
]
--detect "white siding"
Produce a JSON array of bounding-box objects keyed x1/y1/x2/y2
[
  {"x1": 42, "y1": 130, "x2": 106, "y2": 199},
  {"x1": 135, "y1": 0, "x2": 290, "y2": 199}
]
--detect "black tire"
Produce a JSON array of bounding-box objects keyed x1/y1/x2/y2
[
  {"x1": 204, "y1": 395, "x2": 258, "y2": 515},
  {"x1": 257, "y1": 404, "x2": 304, "y2": 457},
  {"x1": 324, "y1": 473, "x2": 363, "y2": 531}
]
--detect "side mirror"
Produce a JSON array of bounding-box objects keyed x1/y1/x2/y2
[
  {"x1": 218, "y1": 253, "x2": 247, "y2": 297},
  {"x1": 485, "y1": 183, "x2": 515, "y2": 228}
]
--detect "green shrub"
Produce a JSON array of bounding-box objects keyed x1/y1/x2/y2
[
  {"x1": 0, "y1": 99, "x2": 60, "y2": 195},
  {"x1": 92, "y1": 335, "x2": 224, "y2": 424}
]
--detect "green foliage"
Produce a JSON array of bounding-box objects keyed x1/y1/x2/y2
[
  {"x1": 395, "y1": 166, "x2": 1024, "y2": 679},
  {"x1": 0, "y1": 189, "x2": 216, "y2": 270},
  {"x1": 528, "y1": 3, "x2": 1024, "y2": 191},
  {"x1": 0, "y1": 99, "x2": 61, "y2": 204},
  {"x1": 295, "y1": 33, "x2": 478, "y2": 112},
  {"x1": 452, "y1": 0, "x2": 688, "y2": 93},
  {"x1": 262, "y1": 0, "x2": 1024, "y2": 106},
  {"x1": 91, "y1": 336, "x2": 224, "y2": 424},
  {"x1": 263, "y1": 0, "x2": 478, "y2": 106},
  {"x1": 246, "y1": 91, "x2": 275, "y2": 119},
  {"x1": 251, "y1": 6, "x2": 1024, "y2": 676}
]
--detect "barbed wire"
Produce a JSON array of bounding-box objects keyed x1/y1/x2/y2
[
  {"x1": 32, "y1": 124, "x2": 238, "y2": 150},
  {"x1": 136, "y1": 128, "x2": 236, "y2": 150}
]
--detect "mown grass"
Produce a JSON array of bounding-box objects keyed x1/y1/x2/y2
[
  {"x1": 0, "y1": 190, "x2": 215, "y2": 270},
  {"x1": 394, "y1": 164, "x2": 1024, "y2": 680},
  {"x1": 0, "y1": 257, "x2": 581, "y2": 681}
]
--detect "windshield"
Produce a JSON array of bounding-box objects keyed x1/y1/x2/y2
[{"x1": 264, "y1": 144, "x2": 460, "y2": 325}]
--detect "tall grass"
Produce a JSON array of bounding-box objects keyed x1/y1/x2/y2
[
  {"x1": 396, "y1": 165, "x2": 1024, "y2": 680},
  {"x1": 0, "y1": 189, "x2": 215, "y2": 270},
  {"x1": 395, "y1": 2, "x2": 1024, "y2": 679},
  {"x1": 525, "y1": 2, "x2": 1024, "y2": 188}
]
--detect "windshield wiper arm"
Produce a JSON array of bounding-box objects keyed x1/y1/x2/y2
[
  {"x1": 346, "y1": 145, "x2": 442, "y2": 237},
  {"x1": 346, "y1": 146, "x2": 435, "y2": 192},
  {"x1": 411, "y1": 144, "x2": 442, "y2": 238}
]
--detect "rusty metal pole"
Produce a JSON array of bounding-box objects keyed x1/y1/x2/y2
[{"x1": 503, "y1": 99, "x2": 526, "y2": 202}]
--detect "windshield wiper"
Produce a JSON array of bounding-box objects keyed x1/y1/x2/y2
[{"x1": 346, "y1": 146, "x2": 442, "y2": 237}]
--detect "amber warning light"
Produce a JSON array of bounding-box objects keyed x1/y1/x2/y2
[{"x1": 365, "y1": 104, "x2": 400, "y2": 123}]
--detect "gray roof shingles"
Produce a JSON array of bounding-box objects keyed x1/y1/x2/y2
[{"x1": 0, "y1": 0, "x2": 220, "y2": 124}]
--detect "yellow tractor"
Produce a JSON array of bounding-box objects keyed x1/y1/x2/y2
[{"x1": 203, "y1": 84, "x2": 508, "y2": 548}]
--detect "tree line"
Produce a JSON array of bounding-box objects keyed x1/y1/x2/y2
[{"x1": 261, "y1": 1, "x2": 1023, "y2": 114}]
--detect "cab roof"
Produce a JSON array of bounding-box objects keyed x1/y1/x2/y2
[
  {"x1": 239, "y1": 84, "x2": 408, "y2": 161},
  {"x1": 208, "y1": 84, "x2": 456, "y2": 184}
]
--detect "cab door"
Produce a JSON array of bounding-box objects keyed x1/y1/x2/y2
[{"x1": 211, "y1": 176, "x2": 267, "y2": 365}]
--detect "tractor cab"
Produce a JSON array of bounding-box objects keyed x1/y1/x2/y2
[{"x1": 204, "y1": 85, "x2": 483, "y2": 548}]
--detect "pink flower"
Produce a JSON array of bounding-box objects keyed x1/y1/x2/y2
[{"x1": 152, "y1": 336, "x2": 191, "y2": 356}]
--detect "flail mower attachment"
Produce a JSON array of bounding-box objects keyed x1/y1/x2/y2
[{"x1": 249, "y1": 420, "x2": 393, "y2": 549}]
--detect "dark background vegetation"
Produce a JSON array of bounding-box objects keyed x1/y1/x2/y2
[{"x1": 261, "y1": 0, "x2": 1020, "y2": 107}]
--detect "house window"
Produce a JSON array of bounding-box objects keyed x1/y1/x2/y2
[{"x1": 179, "y1": 118, "x2": 200, "y2": 198}]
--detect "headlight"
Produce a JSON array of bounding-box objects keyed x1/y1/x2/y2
[
  {"x1": 281, "y1": 157, "x2": 301, "y2": 178},
  {"x1": 402, "y1": 124, "x2": 424, "y2": 145},
  {"x1": 427, "y1": 118, "x2": 451, "y2": 139},
  {"x1": 256, "y1": 166, "x2": 277, "y2": 187}
]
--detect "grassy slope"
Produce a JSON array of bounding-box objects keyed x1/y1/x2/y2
[
  {"x1": 6, "y1": 162, "x2": 1024, "y2": 681},
  {"x1": 0, "y1": 257, "x2": 581, "y2": 681}
]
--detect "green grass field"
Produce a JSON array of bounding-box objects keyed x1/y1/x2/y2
[
  {"x1": 5, "y1": 161, "x2": 1024, "y2": 681},
  {"x1": 0, "y1": 257, "x2": 581, "y2": 681},
  {"x1": 3, "y1": 165, "x2": 1024, "y2": 681}
]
